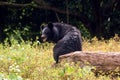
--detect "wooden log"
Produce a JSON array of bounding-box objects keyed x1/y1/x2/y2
[{"x1": 59, "y1": 51, "x2": 120, "y2": 71}]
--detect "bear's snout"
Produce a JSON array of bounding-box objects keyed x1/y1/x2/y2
[{"x1": 41, "y1": 35, "x2": 47, "y2": 42}]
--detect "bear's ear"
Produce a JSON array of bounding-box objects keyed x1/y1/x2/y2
[
  {"x1": 48, "y1": 22, "x2": 53, "y2": 30},
  {"x1": 40, "y1": 23, "x2": 45, "y2": 30}
]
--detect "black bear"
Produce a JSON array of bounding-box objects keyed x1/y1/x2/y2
[{"x1": 41, "y1": 22, "x2": 82, "y2": 63}]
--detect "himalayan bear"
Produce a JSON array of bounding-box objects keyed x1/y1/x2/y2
[{"x1": 41, "y1": 22, "x2": 82, "y2": 63}]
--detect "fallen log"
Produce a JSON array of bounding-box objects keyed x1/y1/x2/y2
[
  {"x1": 59, "y1": 51, "x2": 120, "y2": 76},
  {"x1": 60, "y1": 51, "x2": 120, "y2": 66}
]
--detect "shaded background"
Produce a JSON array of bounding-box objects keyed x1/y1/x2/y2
[{"x1": 0, "y1": 0, "x2": 120, "y2": 43}]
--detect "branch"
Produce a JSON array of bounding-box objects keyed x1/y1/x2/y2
[
  {"x1": 0, "y1": 1, "x2": 71, "y2": 15},
  {"x1": 33, "y1": 0, "x2": 46, "y2": 5},
  {"x1": 0, "y1": 1, "x2": 91, "y2": 30},
  {"x1": 0, "y1": 1, "x2": 31, "y2": 8}
]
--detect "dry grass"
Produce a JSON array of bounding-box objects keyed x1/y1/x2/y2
[{"x1": 0, "y1": 36, "x2": 120, "y2": 80}]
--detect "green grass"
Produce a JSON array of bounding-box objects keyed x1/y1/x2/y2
[{"x1": 0, "y1": 37, "x2": 120, "y2": 80}]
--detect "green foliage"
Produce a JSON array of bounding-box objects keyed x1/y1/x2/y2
[
  {"x1": 0, "y1": 73, "x2": 23, "y2": 80},
  {"x1": 0, "y1": 0, "x2": 119, "y2": 42},
  {"x1": 4, "y1": 25, "x2": 30, "y2": 44},
  {"x1": 77, "y1": 22, "x2": 91, "y2": 39},
  {"x1": 0, "y1": 37, "x2": 120, "y2": 80}
]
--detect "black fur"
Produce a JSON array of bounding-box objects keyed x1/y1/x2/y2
[{"x1": 41, "y1": 22, "x2": 82, "y2": 63}]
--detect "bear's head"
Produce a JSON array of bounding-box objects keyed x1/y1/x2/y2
[{"x1": 41, "y1": 23, "x2": 57, "y2": 42}]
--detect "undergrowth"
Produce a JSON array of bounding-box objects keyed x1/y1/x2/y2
[{"x1": 0, "y1": 36, "x2": 120, "y2": 80}]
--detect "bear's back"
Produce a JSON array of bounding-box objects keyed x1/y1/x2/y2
[{"x1": 53, "y1": 23, "x2": 80, "y2": 39}]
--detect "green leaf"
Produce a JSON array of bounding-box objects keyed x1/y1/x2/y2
[{"x1": 9, "y1": 74, "x2": 23, "y2": 80}]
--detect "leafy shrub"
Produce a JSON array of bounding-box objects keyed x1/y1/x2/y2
[{"x1": 0, "y1": 37, "x2": 120, "y2": 80}]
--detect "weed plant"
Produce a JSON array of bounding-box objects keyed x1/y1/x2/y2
[{"x1": 0, "y1": 36, "x2": 120, "y2": 80}]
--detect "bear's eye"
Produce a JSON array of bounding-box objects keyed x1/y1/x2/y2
[
  {"x1": 42, "y1": 28, "x2": 50, "y2": 35},
  {"x1": 45, "y1": 31, "x2": 49, "y2": 35}
]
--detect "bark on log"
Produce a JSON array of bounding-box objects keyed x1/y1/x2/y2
[{"x1": 59, "y1": 51, "x2": 120, "y2": 71}]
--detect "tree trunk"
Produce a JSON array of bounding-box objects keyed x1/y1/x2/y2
[
  {"x1": 90, "y1": 0, "x2": 103, "y2": 38},
  {"x1": 59, "y1": 51, "x2": 120, "y2": 74}
]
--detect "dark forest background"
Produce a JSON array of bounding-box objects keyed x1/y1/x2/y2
[{"x1": 0, "y1": 0, "x2": 120, "y2": 43}]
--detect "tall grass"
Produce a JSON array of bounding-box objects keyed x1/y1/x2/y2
[{"x1": 0, "y1": 37, "x2": 120, "y2": 80}]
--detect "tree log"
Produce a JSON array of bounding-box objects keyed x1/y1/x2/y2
[{"x1": 59, "y1": 51, "x2": 120, "y2": 71}]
